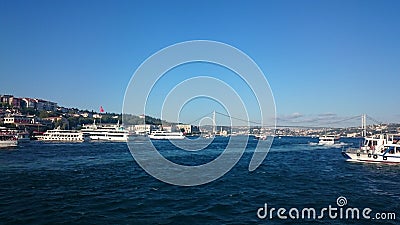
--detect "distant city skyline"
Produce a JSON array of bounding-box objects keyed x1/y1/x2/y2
[{"x1": 1, "y1": 0, "x2": 399, "y2": 126}]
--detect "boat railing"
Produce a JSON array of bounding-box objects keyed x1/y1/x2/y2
[
  {"x1": 344, "y1": 148, "x2": 359, "y2": 153},
  {"x1": 345, "y1": 147, "x2": 372, "y2": 155},
  {"x1": 345, "y1": 147, "x2": 383, "y2": 156}
]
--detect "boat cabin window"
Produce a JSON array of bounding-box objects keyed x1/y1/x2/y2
[
  {"x1": 365, "y1": 140, "x2": 377, "y2": 149},
  {"x1": 384, "y1": 146, "x2": 396, "y2": 154},
  {"x1": 387, "y1": 135, "x2": 400, "y2": 144}
]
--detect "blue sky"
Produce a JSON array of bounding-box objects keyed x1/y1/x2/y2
[{"x1": 1, "y1": 0, "x2": 399, "y2": 126}]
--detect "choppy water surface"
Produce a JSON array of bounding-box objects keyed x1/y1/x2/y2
[{"x1": 0, "y1": 137, "x2": 399, "y2": 224}]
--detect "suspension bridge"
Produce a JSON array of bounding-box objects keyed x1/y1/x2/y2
[
  {"x1": 185, "y1": 111, "x2": 382, "y2": 129},
  {"x1": 180, "y1": 111, "x2": 392, "y2": 137}
]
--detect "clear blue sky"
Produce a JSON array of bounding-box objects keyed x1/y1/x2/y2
[{"x1": 1, "y1": 0, "x2": 399, "y2": 126}]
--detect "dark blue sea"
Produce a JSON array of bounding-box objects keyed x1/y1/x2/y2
[{"x1": 0, "y1": 137, "x2": 399, "y2": 224}]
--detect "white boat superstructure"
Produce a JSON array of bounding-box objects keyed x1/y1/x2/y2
[
  {"x1": 37, "y1": 129, "x2": 89, "y2": 142},
  {"x1": 360, "y1": 134, "x2": 387, "y2": 152},
  {"x1": 149, "y1": 131, "x2": 185, "y2": 140},
  {"x1": 81, "y1": 122, "x2": 129, "y2": 142},
  {"x1": 318, "y1": 135, "x2": 340, "y2": 145},
  {"x1": 342, "y1": 134, "x2": 400, "y2": 163}
]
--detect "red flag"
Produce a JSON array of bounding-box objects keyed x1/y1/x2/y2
[{"x1": 100, "y1": 106, "x2": 104, "y2": 113}]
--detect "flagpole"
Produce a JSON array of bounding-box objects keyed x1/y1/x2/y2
[{"x1": 99, "y1": 106, "x2": 104, "y2": 126}]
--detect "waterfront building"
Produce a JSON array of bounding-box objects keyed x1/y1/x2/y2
[
  {"x1": 93, "y1": 114, "x2": 102, "y2": 119},
  {"x1": 0, "y1": 95, "x2": 58, "y2": 111},
  {"x1": 22, "y1": 98, "x2": 37, "y2": 109},
  {"x1": 3, "y1": 114, "x2": 31, "y2": 125},
  {"x1": 134, "y1": 124, "x2": 157, "y2": 134},
  {"x1": 35, "y1": 99, "x2": 57, "y2": 111},
  {"x1": 8, "y1": 96, "x2": 23, "y2": 108},
  {"x1": 163, "y1": 126, "x2": 172, "y2": 132},
  {"x1": 0, "y1": 95, "x2": 13, "y2": 105},
  {"x1": 175, "y1": 124, "x2": 199, "y2": 134},
  {"x1": 80, "y1": 112, "x2": 92, "y2": 118}
]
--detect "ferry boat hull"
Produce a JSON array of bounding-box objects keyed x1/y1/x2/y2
[
  {"x1": 0, "y1": 140, "x2": 18, "y2": 148},
  {"x1": 150, "y1": 136, "x2": 185, "y2": 140},
  {"x1": 37, "y1": 129, "x2": 89, "y2": 142},
  {"x1": 0, "y1": 132, "x2": 18, "y2": 148},
  {"x1": 86, "y1": 134, "x2": 128, "y2": 142},
  {"x1": 342, "y1": 149, "x2": 400, "y2": 163},
  {"x1": 149, "y1": 131, "x2": 185, "y2": 140}
]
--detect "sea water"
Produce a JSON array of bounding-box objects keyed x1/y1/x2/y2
[{"x1": 0, "y1": 137, "x2": 398, "y2": 224}]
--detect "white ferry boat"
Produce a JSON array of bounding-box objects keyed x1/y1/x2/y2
[
  {"x1": 342, "y1": 134, "x2": 400, "y2": 163},
  {"x1": 37, "y1": 129, "x2": 89, "y2": 142},
  {"x1": 149, "y1": 131, "x2": 185, "y2": 140},
  {"x1": 81, "y1": 122, "x2": 129, "y2": 142},
  {"x1": 318, "y1": 135, "x2": 340, "y2": 145},
  {"x1": 0, "y1": 133, "x2": 18, "y2": 148}
]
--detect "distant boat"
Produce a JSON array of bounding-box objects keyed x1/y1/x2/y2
[
  {"x1": 81, "y1": 121, "x2": 129, "y2": 142},
  {"x1": 318, "y1": 135, "x2": 340, "y2": 145},
  {"x1": 342, "y1": 134, "x2": 400, "y2": 163},
  {"x1": 255, "y1": 134, "x2": 267, "y2": 140},
  {"x1": 149, "y1": 131, "x2": 184, "y2": 140},
  {"x1": 0, "y1": 132, "x2": 18, "y2": 148},
  {"x1": 36, "y1": 128, "x2": 89, "y2": 142},
  {"x1": 202, "y1": 133, "x2": 214, "y2": 139},
  {"x1": 0, "y1": 127, "x2": 19, "y2": 148}
]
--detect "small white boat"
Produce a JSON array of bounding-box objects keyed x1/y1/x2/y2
[
  {"x1": 202, "y1": 133, "x2": 214, "y2": 139},
  {"x1": 0, "y1": 133, "x2": 18, "y2": 148},
  {"x1": 149, "y1": 131, "x2": 185, "y2": 140},
  {"x1": 318, "y1": 135, "x2": 340, "y2": 145},
  {"x1": 255, "y1": 134, "x2": 267, "y2": 140},
  {"x1": 343, "y1": 144, "x2": 400, "y2": 163},
  {"x1": 342, "y1": 134, "x2": 400, "y2": 163},
  {"x1": 37, "y1": 128, "x2": 90, "y2": 142}
]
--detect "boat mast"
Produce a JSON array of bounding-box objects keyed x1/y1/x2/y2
[{"x1": 212, "y1": 110, "x2": 216, "y2": 135}]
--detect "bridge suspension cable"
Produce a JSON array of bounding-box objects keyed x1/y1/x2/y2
[
  {"x1": 185, "y1": 111, "x2": 382, "y2": 129},
  {"x1": 366, "y1": 115, "x2": 382, "y2": 125}
]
